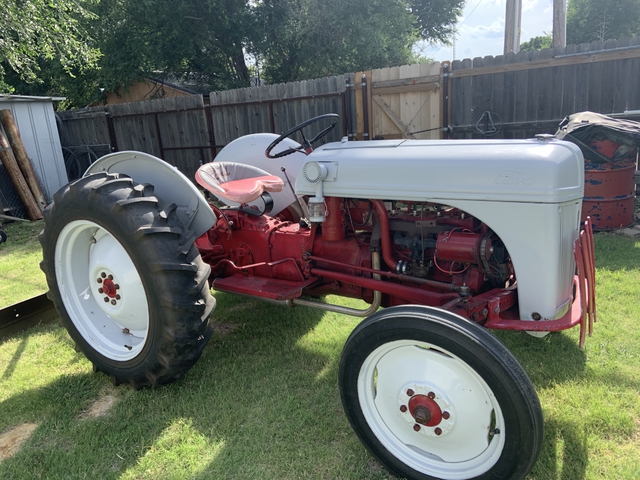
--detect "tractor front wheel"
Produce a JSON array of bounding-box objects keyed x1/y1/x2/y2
[
  {"x1": 40, "y1": 172, "x2": 215, "y2": 388},
  {"x1": 339, "y1": 306, "x2": 543, "y2": 480}
]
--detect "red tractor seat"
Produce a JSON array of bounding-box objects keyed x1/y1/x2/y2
[{"x1": 196, "y1": 162, "x2": 284, "y2": 204}]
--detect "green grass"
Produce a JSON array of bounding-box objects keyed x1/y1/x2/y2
[
  {"x1": 0, "y1": 220, "x2": 47, "y2": 306},
  {"x1": 1, "y1": 223, "x2": 639, "y2": 479}
]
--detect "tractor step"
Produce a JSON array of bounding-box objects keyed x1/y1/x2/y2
[{"x1": 213, "y1": 275, "x2": 318, "y2": 301}]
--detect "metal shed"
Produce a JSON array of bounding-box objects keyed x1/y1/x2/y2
[{"x1": 0, "y1": 95, "x2": 67, "y2": 215}]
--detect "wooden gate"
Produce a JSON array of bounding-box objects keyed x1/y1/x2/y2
[{"x1": 355, "y1": 63, "x2": 443, "y2": 140}]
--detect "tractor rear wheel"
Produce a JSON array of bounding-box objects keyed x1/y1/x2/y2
[
  {"x1": 339, "y1": 306, "x2": 543, "y2": 480},
  {"x1": 40, "y1": 172, "x2": 215, "y2": 388}
]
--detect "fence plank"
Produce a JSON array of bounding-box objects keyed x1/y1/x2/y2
[{"x1": 449, "y1": 37, "x2": 640, "y2": 138}]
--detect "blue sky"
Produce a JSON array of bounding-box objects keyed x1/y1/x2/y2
[{"x1": 417, "y1": 0, "x2": 555, "y2": 62}]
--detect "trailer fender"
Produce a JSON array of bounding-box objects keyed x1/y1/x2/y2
[{"x1": 85, "y1": 151, "x2": 216, "y2": 237}]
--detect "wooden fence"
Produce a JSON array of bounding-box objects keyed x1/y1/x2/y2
[
  {"x1": 57, "y1": 76, "x2": 349, "y2": 182},
  {"x1": 57, "y1": 36, "x2": 640, "y2": 180},
  {"x1": 448, "y1": 36, "x2": 640, "y2": 139},
  {"x1": 210, "y1": 75, "x2": 348, "y2": 145}
]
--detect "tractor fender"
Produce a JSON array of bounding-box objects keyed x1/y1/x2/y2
[{"x1": 85, "y1": 151, "x2": 216, "y2": 237}]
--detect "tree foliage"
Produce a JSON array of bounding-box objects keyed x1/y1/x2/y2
[
  {"x1": 409, "y1": 0, "x2": 465, "y2": 45},
  {"x1": 253, "y1": 0, "x2": 418, "y2": 83},
  {"x1": 0, "y1": 0, "x2": 100, "y2": 93},
  {"x1": 520, "y1": 34, "x2": 553, "y2": 52},
  {"x1": 1, "y1": 0, "x2": 465, "y2": 106},
  {"x1": 567, "y1": 0, "x2": 640, "y2": 44},
  {"x1": 251, "y1": 0, "x2": 465, "y2": 84},
  {"x1": 90, "y1": 0, "x2": 253, "y2": 93}
]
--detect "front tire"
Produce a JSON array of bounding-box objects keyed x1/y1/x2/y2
[
  {"x1": 40, "y1": 172, "x2": 215, "y2": 388},
  {"x1": 339, "y1": 306, "x2": 543, "y2": 480}
]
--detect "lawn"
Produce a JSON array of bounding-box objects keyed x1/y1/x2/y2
[{"x1": 0, "y1": 220, "x2": 639, "y2": 479}]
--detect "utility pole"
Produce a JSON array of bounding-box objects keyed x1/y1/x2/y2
[
  {"x1": 553, "y1": 0, "x2": 567, "y2": 48},
  {"x1": 504, "y1": 0, "x2": 522, "y2": 54}
]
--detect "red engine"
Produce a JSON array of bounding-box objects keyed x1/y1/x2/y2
[{"x1": 195, "y1": 197, "x2": 513, "y2": 320}]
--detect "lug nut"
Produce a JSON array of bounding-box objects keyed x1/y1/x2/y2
[
  {"x1": 413, "y1": 424, "x2": 421, "y2": 432},
  {"x1": 428, "y1": 391, "x2": 436, "y2": 399},
  {"x1": 97, "y1": 278, "x2": 102, "y2": 284},
  {"x1": 434, "y1": 427, "x2": 442, "y2": 436},
  {"x1": 115, "y1": 294, "x2": 121, "y2": 300},
  {"x1": 114, "y1": 284, "x2": 120, "y2": 290},
  {"x1": 104, "y1": 297, "x2": 109, "y2": 302},
  {"x1": 406, "y1": 389, "x2": 415, "y2": 397},
  {"x1": 108, "y1": 274, "x2": 113, "y2": 280},
  {"x1": 399, "y1": 405, "x2": 407, "y2": 413},
  {"x1": 111, "y1": 300, "x2": 117, "y2": 305},
  {"x1": 98, "y1": 288, "x2": 104, "y2": 294},
  {"x1": 101, "y1": 272, "x2": 106, "y2": 278},
  {"x1": 442, "y1": 411, "x2": 450, "y2": 420}
]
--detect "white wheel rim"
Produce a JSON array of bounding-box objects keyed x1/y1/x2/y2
[
  {"x1": 358, "y1": 340, "x2": 506, "y2": 480},
  {"x1": 55, "y1": 220, "x2": 150, "y2": 361}
]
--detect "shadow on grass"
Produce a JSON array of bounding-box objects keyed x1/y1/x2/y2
[
  {"x1": 7, "y1": 286, "x2": 632, "y2": 479},
  {"x1": 492, "y1": 332, "x2": 589, "y2": 479},
  {"x1": 494, "y1": 330, "x2": 587, "y2": 389},
  {"x1": 1, "y1": 336, "x2": 28, "y2": 381},
  {"x1": 534, "y1": 418, "x2": 588, "y2": 480},
  {"x1": 495, "y1": 328, "x2": 639, "y2": 479},
  {"x1": 0, "y1": 292, "x2": 382, "y2": 479}
]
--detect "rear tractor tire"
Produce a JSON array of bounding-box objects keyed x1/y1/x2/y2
[{"x1": 40, "y1": 172, "x2": 215, "y2": 388}]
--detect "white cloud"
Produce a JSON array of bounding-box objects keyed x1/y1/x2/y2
[{"x1": 460, "y1": 19, "x2": 505, "y2": 40}]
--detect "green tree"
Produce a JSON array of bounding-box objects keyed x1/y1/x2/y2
[
  {"x1": 520, "y1": 34, "x2": 553, "y2": 52},
  {"x1": 90, "y1": 0, "x2": 253, "y2": 95},
  {"x1": 409, "y1": 0, "x2": 465, "y2": 45},
  {"x1": 3, "y1": 0, "x2": 465, "y2": 106},
  {"x1": 2, "y1": 0, "x2": 254, "y2": 106},
  {"x1": 252, "y1": 0, "x2": 415, "y2": 83},
  {"x1": 252, "y1": 0, "x2": 465, "y2": 84},
  {"x1": 0, "y1": 0, "x2": 100, "y2": 93},
  {"x1": 567, "y1": 0, "x2": 640, "y2": 44}
]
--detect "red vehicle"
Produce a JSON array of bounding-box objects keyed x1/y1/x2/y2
[{"x1": 40, "y1": 115, "x2": 595, "y2": 480}]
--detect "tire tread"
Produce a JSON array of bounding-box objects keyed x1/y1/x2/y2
[{"x1": 40, "y1": 172, "x2": 214, "y2": 389}]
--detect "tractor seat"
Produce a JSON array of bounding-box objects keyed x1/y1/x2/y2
[{"x1": 196, "y1": 162, "x2": 284, "y2": 204}]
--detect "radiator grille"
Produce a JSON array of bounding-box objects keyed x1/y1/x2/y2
[{"x1": 557, "y1": 201, "x2": 581, "y2": 315}]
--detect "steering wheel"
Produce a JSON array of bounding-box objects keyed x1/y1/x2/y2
[{"x1": 266, "y1": 114, "x2": 339, "y2": 159}]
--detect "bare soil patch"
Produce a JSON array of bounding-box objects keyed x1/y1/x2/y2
[
  {"x1": 212, "y1": 321, "x2": 240, "y2": 337},
  {"x1": 0, "y1": 423, "x2": 38, "y2": 462},
  {"x1": 79, "y1": 394, "x2": 117, "y2": 419}
]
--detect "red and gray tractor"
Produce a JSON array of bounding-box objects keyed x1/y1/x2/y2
[{"x1": 40, "y1": 114, "x2": 596, "y2": 480}]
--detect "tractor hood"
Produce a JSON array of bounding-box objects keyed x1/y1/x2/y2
[{"x1": 295, "y1": 137, "x2": 584, "y2": 204}]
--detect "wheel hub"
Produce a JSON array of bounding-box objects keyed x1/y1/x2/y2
[
  {"x1": 398, "y1": 385, "x2": 455, "y2": 437},
  {"x1": 408, "y1": 395, "x2": 442, "y2": 426},
  {"x1": 95, "y1": 271, "x2": 122, "y2": 305},
  {"x1": 100, "y1": 276, "x2": 119, "y2": 298}
]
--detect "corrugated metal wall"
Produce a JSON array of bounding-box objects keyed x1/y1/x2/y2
[{"x1": 0, "y1": 96, "x2": 67, "y2": 203}]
